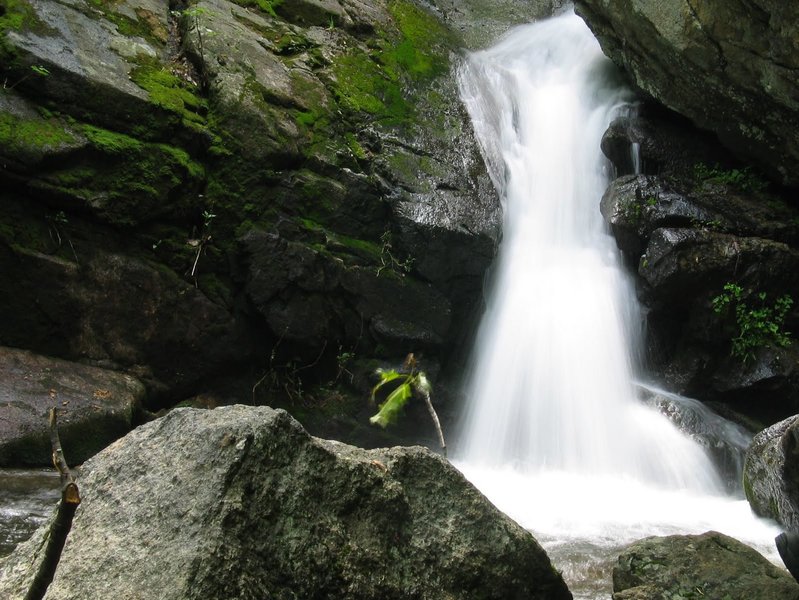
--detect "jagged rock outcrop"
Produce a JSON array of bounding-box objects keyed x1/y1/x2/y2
[
  {"x1": 743, "y1": 415, "x2": 799, "y2": 530},
  {"x1": 575, "y1": 0, "x2": 799, "y2": 187},
  {"x1": 612, "y1": 531, "x2": 799, "y2": 599},
  {"x1": 0, "y1": 0, "x2": 502, "y2": 430},
  {"x1": 0, "y1": 405, "x2": 573, "y2": 600},
  {"x1": 0, "y1": 346, "x2": 144, "y2": 466},
  {"x1": 598, "y1": 105, "x2": 799, "y2": 423}
]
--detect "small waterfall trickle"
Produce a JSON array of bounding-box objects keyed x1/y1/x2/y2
[{"x1": 452, "y1": 11, "x2": 781, "y2": 598}]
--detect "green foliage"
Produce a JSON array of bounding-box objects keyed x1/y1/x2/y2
[
  {"x1": 369, "y1": 357, "x2": 431, "y2": 428},
  {"x1": 369, "y1": 353, "x2": 445, "y2": 452},
  {"x1": 622, "y1": 195, "x2": 656, "y2": 224},
  {"x1": 330, "y1": 0, "x2": 451, "y2": 125},
  {"x1": 694, "y1": 163, "x2": 767, "y2": 193},
  {"x1": 377, "y1": 231, "x2": 413, "y2": 277},
  {"x1": 712, "y1": 282, "x2": 793, "y2": 362},
  {"x1": 129, "y1": 58, "x2": 208, "y2": 130},
  {"x1": 231, "y1": 0, "x2": 283, "y2": 18}
]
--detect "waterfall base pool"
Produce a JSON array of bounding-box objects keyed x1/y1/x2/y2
[
  {"x1": 0, "y1": 469, "x2": 60, "y2": 558},
  {"x1": 456, "y1": 463, "x2": 784, "y2": 599}
]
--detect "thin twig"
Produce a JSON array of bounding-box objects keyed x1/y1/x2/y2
[{"x1": 421, "y1": 391, "x2": 446, "y2": 456}]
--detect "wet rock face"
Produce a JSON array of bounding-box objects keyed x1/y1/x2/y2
[
  {"x1": 743, "y1": 415, "x2": 799, "y2": 530},
  {"x1": 612, "y1": 531, "x2": 799, "y2": 600},
  {"x1": 0, "y1": 0, "x2": 504, "y2": 416},
  {"x1": 597, "y1": 102, "x2": 799, "y2": 422},
  {"x1": 0, "y1": 406, "x2": 573, "y2": 600},
  {"x1": 0, "y1": 346, "x2": 144, "y2": 467},
  {"x1": 575, "y1": 0, "x2": 799, "y2": 187}
]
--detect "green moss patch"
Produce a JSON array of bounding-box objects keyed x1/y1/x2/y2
[
  {"x1": 328, "y1": 0, "x2": 452, "y2": 127},
  {"x1": 0, "y1": 111, "x2": 77, "y2": 156},
  {"x1": 231, "y1": 0, "x2": 283, "y2": 19},
  {"x1": 29, "y1": 123, "x2": 205, "y2": 226},
  {"x1": 130, "y1": 59, "x2": 209, "y2": 134}
]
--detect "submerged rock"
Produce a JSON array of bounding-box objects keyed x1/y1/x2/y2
[
  {"x1": 0, "y1": 406, "x2": 572, "y2": 599},
  {"x1": 0, "y1": 347, "x2": 144, "y2": 466},
  {"x1": 743, "y1": 415, "x2": 799, "y2": 530},
  {"x1": 612, "y1": 531, "x2": 799, "y2": 599}
]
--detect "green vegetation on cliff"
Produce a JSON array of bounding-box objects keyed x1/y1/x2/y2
[{"x1": 713, "y1": 282, "x2": 794, "y2": 362}]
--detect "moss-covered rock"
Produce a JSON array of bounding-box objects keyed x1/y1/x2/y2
[{"x1": 612, "y1": 531, "x2": 799, "y2": 600}]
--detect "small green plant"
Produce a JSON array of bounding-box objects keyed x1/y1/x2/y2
[
  {"x1": 370, "y1": 353, "x2": 446, "y2": 453},
  {"x1": 693, "y1": 163, "x2": 767, "y2": 193},
  {"x1": 622, "y1": 196, "x2": 656, "y2": 224},
  {"x1": 377, "y1": 231, "x2": 413, "y2": 277},
  {"x1": 45, "y1": 210, "x2": 79, "y2": 265},
  {"x1": 189, "y1": 207, "x2": 216, "y2": 284},
  {"x1": 690, "y1": 217, "x2": 724, "y2": 231},
  {"x1": 3, "y1": 63, "x2": 49, "y2": 90},
  {"x1": 182, "y1": 4, "x2": 215, "y2": 67},
  {"x1": 334, "y1": 345, "x2": 355, "y2": 384},
  {"x1": 712, "y1": 282, "x2": 793, "y2": 362}
]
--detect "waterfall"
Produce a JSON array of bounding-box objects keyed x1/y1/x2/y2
[
  {"x1": 455, "y1": 11, "x2": 720, "y2": 490},
  {"x1": 453, "y1": 12, "x2": 780, "y2": 597}
]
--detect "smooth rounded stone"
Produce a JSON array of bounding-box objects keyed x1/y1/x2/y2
[
  {"x1": 0, "y1": 405, "x2": 572, "y2": 600},
  {"x1": 0, "y1": 346, "x2": 144, "y2": 467},
  {"x1": 743, "y1": 415, "x2": 799, "y2": 529},
  {"x1": 612, "y1": 531, "x2": 799, "y2": 600}
]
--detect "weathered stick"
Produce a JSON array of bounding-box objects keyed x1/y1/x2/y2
[
  {"x1": 24, "y1": 408, "x2": 81, "y2": 600},
  {"x1": 421, "y1": 391, "x2": 447, "y2": 457}
]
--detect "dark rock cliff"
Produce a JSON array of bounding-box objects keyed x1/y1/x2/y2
[
  {"x1": 575, "y1": 0, "x2": 799, "y2": 188},
  {"x1": 0, "y1": 0, "x2": 507, "y2": 445},
  {"x1": 575, "y1": 1, "x2": 799, "y2": 425}
]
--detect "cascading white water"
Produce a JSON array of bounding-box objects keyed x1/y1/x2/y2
[
  {"x1": 453, "y1": 11, "x2": 782, "y2": 598},
  {"x1": 456, "y1": 10, "x2": 718, "y2": 490}
]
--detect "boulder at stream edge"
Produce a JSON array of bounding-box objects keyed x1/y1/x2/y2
[
  {"x1": 743, "y1": 414, "x2": 799, "y2": 530},
  {"x1": 0, "y1": 346, "x2": 144, "y2": 467},
  {"x1": 612, "y1": 531, "x2": 799, "y2": 599},
  {"x1": 0, "y1": 405, "x2": 572, "y2": 600}
]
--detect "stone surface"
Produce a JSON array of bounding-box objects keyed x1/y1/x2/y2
[
  {"x1": 612, "y1": 531, "x2": 799, "y2": 600},
  {"x1": 575, "y1": 0, "x2": 799, "y2": 187},
  {"x1": 743, "y1": 415, "x2": 799, "y2": 530},
  {"x1": 0, "y1": 346, "x2": 144, "y2": 466},
  {"x1": 0, "y1": 405, "x2": 573, "y2": 600},
  {"x1": 0, "y1": 0, "x2": 510, "y2": 441}
]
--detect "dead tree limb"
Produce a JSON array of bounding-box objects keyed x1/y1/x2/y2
[{"x1": 24, "y1": 408, "x2": 81, "y2": 600}]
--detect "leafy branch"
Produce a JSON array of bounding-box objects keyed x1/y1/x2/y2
[
  {"x1": 713, "y1": 282, "x2": 793, "y2": 362},
  {"x1": 370, "y1": 353, "x2": 446, "y2": 454}
]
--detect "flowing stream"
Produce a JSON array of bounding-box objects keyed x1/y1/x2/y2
[{"x1": 453, "y1": 11, "x2": 781, "y2": 598}]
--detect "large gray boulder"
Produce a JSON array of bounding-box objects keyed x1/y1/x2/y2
[
  {"x1": 612, "y1": 531, "x2": 799, "y2": 599},
  {"x1": 0, "y1": 405, "x2": 572, "y2": 600},
  {"x1": 575, "y1": 0, "x2": 799, "y2": 187},
  {"x1": 743, "y1": 415, "x2": 799, "y2": 530},
  {"x1": 0, "y1": 346, "x2": 144, "y2": 467}
]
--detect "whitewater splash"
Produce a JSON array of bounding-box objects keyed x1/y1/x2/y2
[{"x1": 453, "y1": 11, "x2": 780, "y2": 598}]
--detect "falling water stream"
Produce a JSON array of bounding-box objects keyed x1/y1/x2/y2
[{"x1": 453, "y1": 11, "x2": 781, "y2": 598}]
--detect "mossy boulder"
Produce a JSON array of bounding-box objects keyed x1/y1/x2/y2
[
  {"x1": 612, "y1": 531, "x2": 799, "y2": 600},
  {"x1": 743, "y1": 415, "x2": 799, "y2": 530}
]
